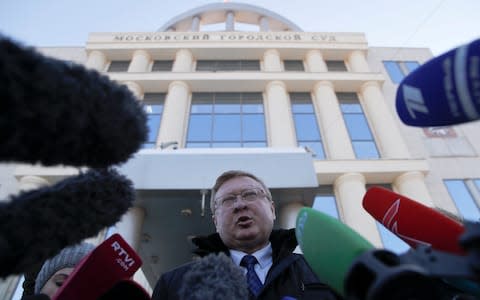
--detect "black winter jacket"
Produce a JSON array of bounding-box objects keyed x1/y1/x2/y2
[{"x1": 151, "y1": 229, "x2": 342, "y2": 300}]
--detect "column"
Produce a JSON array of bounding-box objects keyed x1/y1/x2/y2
[
  {"x1": 265, "y1": 81, "x2": 296, "y2": 147},
  {"x1": 348, "y1": 50, "x2": 370, "y2": 73},
  {"x1": 259, "y1": 16, "x2": 269, "y2": 31},
  {"x1": 305, "y1": 50, "x2": 328, "y2": 72},
  {"x1": 360, "y1": 81, "x2": 410, "y2": 158},
  {"x1": 124, "y1": 81, "x2": 143, "y2": 100},
  {"x1": 128, "y1": 50, "x2": 151, "y2": 73},
  {"x1": 394, "y1": 171, "x2": 434, "y2": 207},
  {"x1": 313, "y1": 81, "x2": 355, "y2": 159},
  {"x1": 85, "y1": 50, "x2": 107, "y2": 71},
  {"x1": 263, "y1": 49, "x2": 282, "y2": 72},
  {"x1": 190, "y1": 16, "x2": 201, "y2": 31},
  {"x1": 158, "y1": 81, "x2": 190, "y2": 147},
  {"x1": 280, "y1": 202, "x2": 305, "y2": 229},
  {"x1": 225, "y1": 11, "x2": 235, "y2": 31},
  {"x1": 19, "y1": 175, "x2": 49, "y2": 191},
  {"x1": 172, "y1": 49, "x2": 193, "y2": 72},
  {"x1": 335, "y1": 173, "x2": 383, "y2": 247},
  {"x1": 115, "y1": 207, "x2": 145, "y2": 250}
]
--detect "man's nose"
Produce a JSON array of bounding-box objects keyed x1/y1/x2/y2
[{"x1": 232, "y1": 195, "x2": 248, "y2": 208}]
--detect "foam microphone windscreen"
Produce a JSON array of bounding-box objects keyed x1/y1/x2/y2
[
  {"x1": 0, "y1": 168, "x2": 134, "y2": 277},
  {"x1": 295, "y1": 207, "x2": 374, "y2": 297},
  {"x1": 53, "y1": 234, "x2": 142, "y2": 300},
  {"x1": 363, "y1": 186, "x2": 465, "y2": 255},
  {"x1": 179, "y1": 253, "x2": 249, "y2": 300},
  {"x1": 0, "y1": 36, "x2": 148, "y2": 168}
]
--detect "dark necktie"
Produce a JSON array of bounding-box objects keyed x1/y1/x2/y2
[{"x1": 240, "y1": 255, "x2": 263, "y2": 297}]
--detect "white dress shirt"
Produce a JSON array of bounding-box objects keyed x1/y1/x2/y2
[{"x1": 229, "y1": 243, "x2": 273, "y2": 284}]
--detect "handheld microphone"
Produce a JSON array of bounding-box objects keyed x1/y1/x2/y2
[
  {"x1": 0, "y1": 35, "x2": 148, "y2": 168},
  {"x1": 0, "y1": 168, "x2": 134, "y2": 277},
  {"x1": 53, "y1": 233, "x2": 145, "y2": 300},
  {"x1": 396, "y1": 38, "x2": 480, "y2": 127},
  {"x1": 179, "y1": 253, "x2": 248, "y2": 300},
  {"x1": 362, "y1": 186, "x2": 465, "y2": 255},
  {"x1": 295, "y1": 207, "x2": 374, "y2": 296}
]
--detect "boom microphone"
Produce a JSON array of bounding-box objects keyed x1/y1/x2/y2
[
  {"x1": 396, "y1": 38, "x2": 480, "y2": 126},
  {"x1": 0, "y1": 168, "x2": 134, "y2": 277},
  {"x1": 53, "y1": 234, "x2": 148, "y2": 300},
  {"x1": 295, "y1": 207, "x2": 374, "y2": 296},
  {"x1": 0, "y1": 36, "x2": 148, "y2": 168},
  {"x1": 362, "y1": 186, "x2": 465, "y2": 255},
  {"x1": 179, "y1": 253, "x2": 248, "y2": 300}
]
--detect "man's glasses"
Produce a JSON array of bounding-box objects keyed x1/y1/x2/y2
[{"x1": 216, "y1": 188, "x2": 267, "y2": 209}]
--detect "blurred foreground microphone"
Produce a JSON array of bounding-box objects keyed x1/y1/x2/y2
[
  {"x1": 396, "y1": 38, "x2": 480, "y2": 126},
  {"x1": 0, "y1": 169, "x2": 134, "y2": 277},
  {"x1": 53, "y1": 234, "x2": 148, "y2": 300},
  {"x1": 362, "y1": 186, "x2": 465, "y2": 255},
  {"x1": 179, "y1": 253, "x2": 248, "y2": 300},
  {"x1": 295, "y1": 207, "x2": 374, "y2": 297},
  {"x1": 0, "y1": 36, "x2": 148, "y2": 168}
]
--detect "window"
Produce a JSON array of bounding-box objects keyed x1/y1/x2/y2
[
  {"x1": 196, "y1": 60, "x2": 260, "y2": 71},
  {"x1": 107, "y1": 60, "x2": 130, "y2": 72},
  {"x1": 338, "y1": 93, "x2": 379, "y2": 159},
  {"x1": 383, "y1": 60, "x2": 420, "y2": 83},
  {"x1": 326, "y1": 60, "x2": 347, "y2": 72},
  {"x1": 284, "y1": 60, "x2": 305, "y2": 71},
  {"x1": 152, "y1": 60, "x2": 173, "y2": 72},
  {"x1": 142, "y1": 93, "x2": 165, "y2": 149},
  {"x1": 186, "y1": 93, "x2": 267, "y2": 148},
  {"x1": 444, "y1": 179, "x2": 480, "y2": 221},
  {"x1": 313, "y1": 190, "x2": 339, "y2": 219},
  {"x1": 290, "y1": 93, "x2": 325, "y2": 159}
]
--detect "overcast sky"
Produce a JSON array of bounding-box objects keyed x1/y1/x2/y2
[{"x1": 0, "y1": 0, "x2": 478, "y2": 56}]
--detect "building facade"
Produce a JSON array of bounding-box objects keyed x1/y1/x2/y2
[{"x1": 2, "y1": 2, "x2": 480, "y2": 299}]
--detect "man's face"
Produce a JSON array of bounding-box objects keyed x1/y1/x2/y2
[
  {"x1": 213, "y1": 176, "x2": 276, "y2": 253},
  {"x1": 40, "y1": 267, "x2": 74, "y2": 297}
]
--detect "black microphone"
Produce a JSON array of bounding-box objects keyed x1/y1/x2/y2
[
  {"x1": 0, "y1": 35, "x2": 148, "y2": 168},
  {"x1": 396, "y1": 38, "x2": 480, "y2": 127},
  {"x1": 0, "y1": 168, "x2": 134, "y2": 277},
  {"x1": 179, "y1": 253, "x2": 248, "y2": 300}
]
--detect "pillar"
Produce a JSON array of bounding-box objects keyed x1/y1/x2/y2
[
  {"x1": 191, "y1": 16, "x2": 201, "y2": 32},
  {"x1": 305, "y1": 50, "x2": 328, "y2": 72},
  {"x1": 348, "y1": 50, "x2": 370, "y2": 73},
  {"x1": 265, "y1": 81, "x2": 296, "y2": 147},
  {"x1": 128, "y1": 50, "x2": 151, "y2": 73},
  {"x1": 85, "y1": 50, "x2": 107, "y2": 71},
  {"x1": 158, "y1": 81, "x2": 190, "y2": 147},
  {"x1": 280, "y1": 202, "x2": 305, "y2": 229},
  {"x1": 313, "y1": 81, "x2": 355, "y2": 159},
  {"x1": 225, "y1": 11, "x2": 235, "y2": 31},
  {"x1": 360, "y1": 81, "x2": 410, "y2": 158},
  {"x1": 394, "y1": 171, "x2": 434, "y2": 207},
  {"x1": 124, "y1": 81, "x2": 143, "y2": 100},
  {"x1": 172, "y1": 49, "x2": 193, "y2": 72},
  {"x1": 263, "y1": 49, "x2": 282, "y2": 72},
  {"x1": 115, "y1": 207, "x2": 145, "y2": 250},
  {"x1": 259, "y1": 16, "x2": 269, "y2": 31},
  {"x1": 335, "y1": 173, "x2": 383, "y2": 247}
]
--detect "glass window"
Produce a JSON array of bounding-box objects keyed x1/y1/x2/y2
[
  {"x1": 196, "y1": 60, "x2": 260, "y2": 71},
  {"x1": 383, "y1": 61, "x2": 405, "y2": 83},
  {"x1": 338, "y1": 93, "x2": 379, "y2": 159},
  {"x1": 186, "y1": 93, "x2": 266, "y2": 148},
  {"x1": 107, "y1": 61, "x2": 130, "y2": 72},
  {"x1": 284, "y1": 60, "x2": 305, "y2": 71},
  {"x1": 404, "y1": 61, "x2": 420, "y2": 73},
  {"x1": 313, "y1": 194, "x2": 339, "y2": 219},
  {"x1": 290, "y1": 93, "x2": 325, "y2": 159},
  {"x1": 444, "y1": 180, "x2": 480, "y2": 221},
  {"x1": 326, "y1": 60, "x2": 347, "y2": 72},
  {"x1": 142, "y1": 93, "x2": 165, "y2": 149},
  {"x1": 152, "y1": 60, "x2": 173, "y2": 72}
]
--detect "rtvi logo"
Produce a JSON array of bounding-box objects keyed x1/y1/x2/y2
[{"x1": 111, "y1": 241, "x2": 136, "y2": 271}]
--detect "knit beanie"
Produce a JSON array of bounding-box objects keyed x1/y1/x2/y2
[{"x1": 34, "y1": 242, "x2": 95, "y2": 293}]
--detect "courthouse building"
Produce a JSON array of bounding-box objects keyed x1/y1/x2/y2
[{"x1": 2, "y1": 2, "x2": 480, "y2": 298}]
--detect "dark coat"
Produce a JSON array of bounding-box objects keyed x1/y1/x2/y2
[{"x1": 151, "y1": 229, "x2": 342, "y2": 300}]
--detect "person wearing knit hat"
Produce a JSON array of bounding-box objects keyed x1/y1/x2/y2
[{"x1": 34, "y1": 242, "x2": 95, "y2": 298}]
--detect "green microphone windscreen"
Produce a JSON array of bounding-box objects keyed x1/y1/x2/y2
[{"x1": 295, "y1": 207, "x2": 374, "y2": 296}]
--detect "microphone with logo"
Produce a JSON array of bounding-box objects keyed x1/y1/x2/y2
[
  {"x1": 396, "y1": 38, "x2": 480, "y2": 127},
  {"x1": 52, "y1": 233, "x2": 150, "y2": 300}
]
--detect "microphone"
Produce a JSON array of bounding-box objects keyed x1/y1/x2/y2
[
  {"x1": 0, "y1": 35, "x2": 148, "y2": 168},
  {"x1": 295, "y1": 207, "x2": 374, "y2": 297},
  {"x1": 395, "y1": 38, "x2": 480, "y2": 126},
  {"x1": 362, "y1": 186, "x2": 465, "y2": 255},
  {"x1": 0, "y1": 168, "x2": 134, "y2": 277},
  {"x1": 53, "y1": 233, "x2": 147, "y2": 300},
  {"x1": 179, "y1": 253, "x2": 248, "y2": 300}
]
